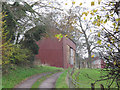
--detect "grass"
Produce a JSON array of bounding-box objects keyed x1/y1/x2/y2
[
  {"x1": 2, "y1": 65, "x2": 63, "y2": 88},
  {"x1": 55, "y1": 70, "x2": 68, "y2": 88},
  {"x1": 0, "y1": 71, "x2": 2, "y2": 90},
  {"x1": 31, "y1": 73, "x2": 53, "y2": 88},
  {"x1": 71, "y1": 68, "x2": 117, "y2": 88}
]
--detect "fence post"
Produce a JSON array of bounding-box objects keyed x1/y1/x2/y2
[
  {"x1": 68, "y1": 71, "x2": 73, "y2": 88},
  {"x1": 68, "y1": 75, "x2": 70, "y2": 88},
  {"x1": 91, "y1": 83, "x2": 95, "y2": 90},
  {"x1": 100, "y1": 84, "x2": 104, "y2": 90}
]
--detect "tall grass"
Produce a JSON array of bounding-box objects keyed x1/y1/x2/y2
[
  {"x1": 55, "y1": 70, "x2": 68, "y2": 88},
  {"x1": 71, "y1": 69, "x2": 117, "y2": 88}
]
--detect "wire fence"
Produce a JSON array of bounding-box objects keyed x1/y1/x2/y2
[
  {"x1": 67, "y1": 69, "x2": 90, "y2": 88},
  {"x1": 67, "y1": 68, "x2": 105, "y2": 89}
]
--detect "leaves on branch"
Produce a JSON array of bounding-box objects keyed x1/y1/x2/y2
[{"x1": 91, "y1": 2, "x2": 95, "y2": 6}]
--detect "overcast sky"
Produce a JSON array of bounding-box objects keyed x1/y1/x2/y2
[
  {"x1": 9, "y1": 0, "x2": 117, "y2": 58},
  {"x1": 22, "y1": 0, "x2": 104, "y2": 58}
]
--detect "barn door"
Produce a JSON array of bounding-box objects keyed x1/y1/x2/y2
[
  {"x1": 66, "y1": 45, "x2": 75, "y2": 67},
  {"x1": 70, "y1": 48, "x2": 75, "y2": 65}
]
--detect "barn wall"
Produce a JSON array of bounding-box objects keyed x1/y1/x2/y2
[
  {"x1": 63, "y1": 37, "x2": 76, "y2": 68},
  {"x1": 35, "y1": 38, "x2": 64, "y2": 68},
  {"x1": 63, "y1": 37, "x2": 76, "y2": 50},
  {"x1": 35, "y1": 37, "x2": 76, "y2": 68},
  {"x1": 101, "y1": 59, "x2": 105, "y2": 68}
]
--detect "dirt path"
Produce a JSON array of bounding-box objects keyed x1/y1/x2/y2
[
  {"x1": 14, "y1": 72, "x2": 51, "y2": 88},
  {"x1": 39, "y1": 72, "x2": 62, "y2": 88}
]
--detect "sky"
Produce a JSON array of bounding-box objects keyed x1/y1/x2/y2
[
  {"x1": 8, "y1": 0, "x2": 118, "y2": 58},
  {"x1": 22, "y1": 0, "x2": 104, "y2": 58},
  {"x1": 25, "y1": 0, "x2": 100, "y2": 9}
]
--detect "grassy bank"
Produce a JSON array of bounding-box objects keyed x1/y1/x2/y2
[
  {"x1": 2, "y1": 65, "x2": 63, "y2": 88},
  {"x1": 55, "y1": 70, "x2": 68, "y2": 88},
  {"x1": 71, "y1": 69, "x2": 117, "y2": 88}
]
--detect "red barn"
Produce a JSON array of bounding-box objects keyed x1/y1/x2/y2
[
  {"x1": 80, "y1": 57, "x2": 106, "y2": 68},
  {"x1": 35, "y1": 37, "x2": 76, "y2": 68}
]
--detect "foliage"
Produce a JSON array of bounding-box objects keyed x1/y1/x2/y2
[
  {"x1": 2, "y1": 2, "x2": 29, "y2": 43},
  {"x1": 49, "y1": 0, "x2": 120, "y2": 88},
  {"x1": 2, "y1": 2, "x2": 46, "y2": 44},
  {"x1": 2, "y1": 2, "x2": 47, "y2": 73},
  {"x1": 2, "y1": 44, "x2": 33, "y2": 72},
  {"x1": 2, "y1": 2, "x2": 47, "y2": 55},
  {"x1": 21, "y1": 25, "x2": 46, "y2": 55},
  {"x1": 1, "y1": 13, "x2": 33, "y2": 74},
  {"x1": 89, "y1": 0, "x2": 120, "y2": 88},
  {"x1": 2, "y1": 3, "x2": 16, "y2": 43},
  {"x1": 53, "y1": 1, "x2": 102, "y2": 68},
  {"x1": 55, "y1": 34, "x2": 67, "y2": 41}
]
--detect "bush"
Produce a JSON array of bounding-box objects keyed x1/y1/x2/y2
[{"x1": 2, "y1": 44, "x2": 33, "y2": 73}]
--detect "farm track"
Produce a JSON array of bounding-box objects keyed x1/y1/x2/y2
[
  {"x1": 14, "y1": 72, "x2": 52, "y2": 88},
  {"x1": 39, "y1": 72, "x2": 62, "y2": 88},
  {"x1": 14, "y1": 72, "x2": 62, "y2": 89}
]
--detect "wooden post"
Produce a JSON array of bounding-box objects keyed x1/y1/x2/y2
[
  {"x1": 100, "y1": 84, "x2": 104, "y2": 90},
  {"x1": 91, "y1": 83, "x2": 95, "y2": 90}
]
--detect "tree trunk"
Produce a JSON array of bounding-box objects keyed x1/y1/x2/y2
[{"x1": 88, "y1": 50, "x2": 92, "y2": 68}]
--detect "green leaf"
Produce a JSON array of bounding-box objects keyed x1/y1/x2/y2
[
  {"x1": 90, "y1": 11, "x2": 94, "y2": 15},
  {"x1": 108, "y1": 44, "x2": 110, "y2": 47},
  {"x1": 90, "y1": 29, "x2": 92, "y2": 32},
  {"x1": 98, "y1": 32, "x2": 100, "y2": 37},
  {"x1": 91, "y1": 55, "x2": 95, "y2": 58},
  {"x1": 72, "y1": 1, "x2": 75, "y2": 4},
  {"x1": 97, "y1": 15, "x2": 100, "y2": 19},
  {"x1": 93, "y1": 9, "x2": 98, "y2": 13},
  {"x1": 116, "y1": 28, "x2": 118, "y2": 32},
  {"x1": 55, "y1": 34, "x2": 63, "y2": 41},
  {"x1": 97, "y1": 40, "x2": 101, "y2": 45},
  {"x1": 118, "y1": 44, "x2": 120, "y2": 47},
  {"x1": 104, "y1": 19, "x2": 107, "y2": 24},
  {"x1": 90, "y1": 17, "x2": 92, "y2": 20},
  {"x1": 84, "y1": 17, "x2": 86, "y2": 20},
  {"x1": 97, "y1": 20, "x2": 100, "y2": 26},
  {"x1": 79, "y1": 2, "x2": 82, "y2": 6},
  {"x1": 110, "y1": 14, "x2": 113, "y2": 17},
  {"x1": 112, "y1": 23, "x2": 116, "y2": 27},
  {"x1": 65, "y1": 35, "x2": 67, "y2": 37},
  {"x1": 82, "y1": 12, "x2": 88, "y2": 16},
  {"x1": 98, "y1": 1, "x2": 101, "y2": 4},
  {"x1": 100, "y1": 20, "x2": 103, "y2": 24},
  {"x1": 115, "y1": 18, "x2": 120, "y2": 22},
  {"x1": 85, "y1": 13, "x2": 88, "y2": 16},
  {"x1": 65, "y1": 3, "x2": 67, "y2": 5},
  {"x1": 91, "y1": 1, "x2": 94, "y2": 6},
  {"x1": 93, "y1": 20, "x2": 97, "y2": 25}
]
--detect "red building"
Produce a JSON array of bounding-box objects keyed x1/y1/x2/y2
[
  {"x1": 91, "y1": 57, "x2": 105, "y2": 68},
  {"x1": 80, "y1": 57, "x2": 106, "y2": 68},
  {"x1": 35, "y1": 37, "x2": 76, "y2": 68}
]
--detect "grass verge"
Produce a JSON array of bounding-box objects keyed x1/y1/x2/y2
[
  {"x1": 71, "y1": 68, "x2": 117, "y2": 88},
  {"x1": 2, "y1": 65, "x2": 63, "y2": 88},
  {"x1": 55, "y1": 70, "x2": 68, "y2": 88}
]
